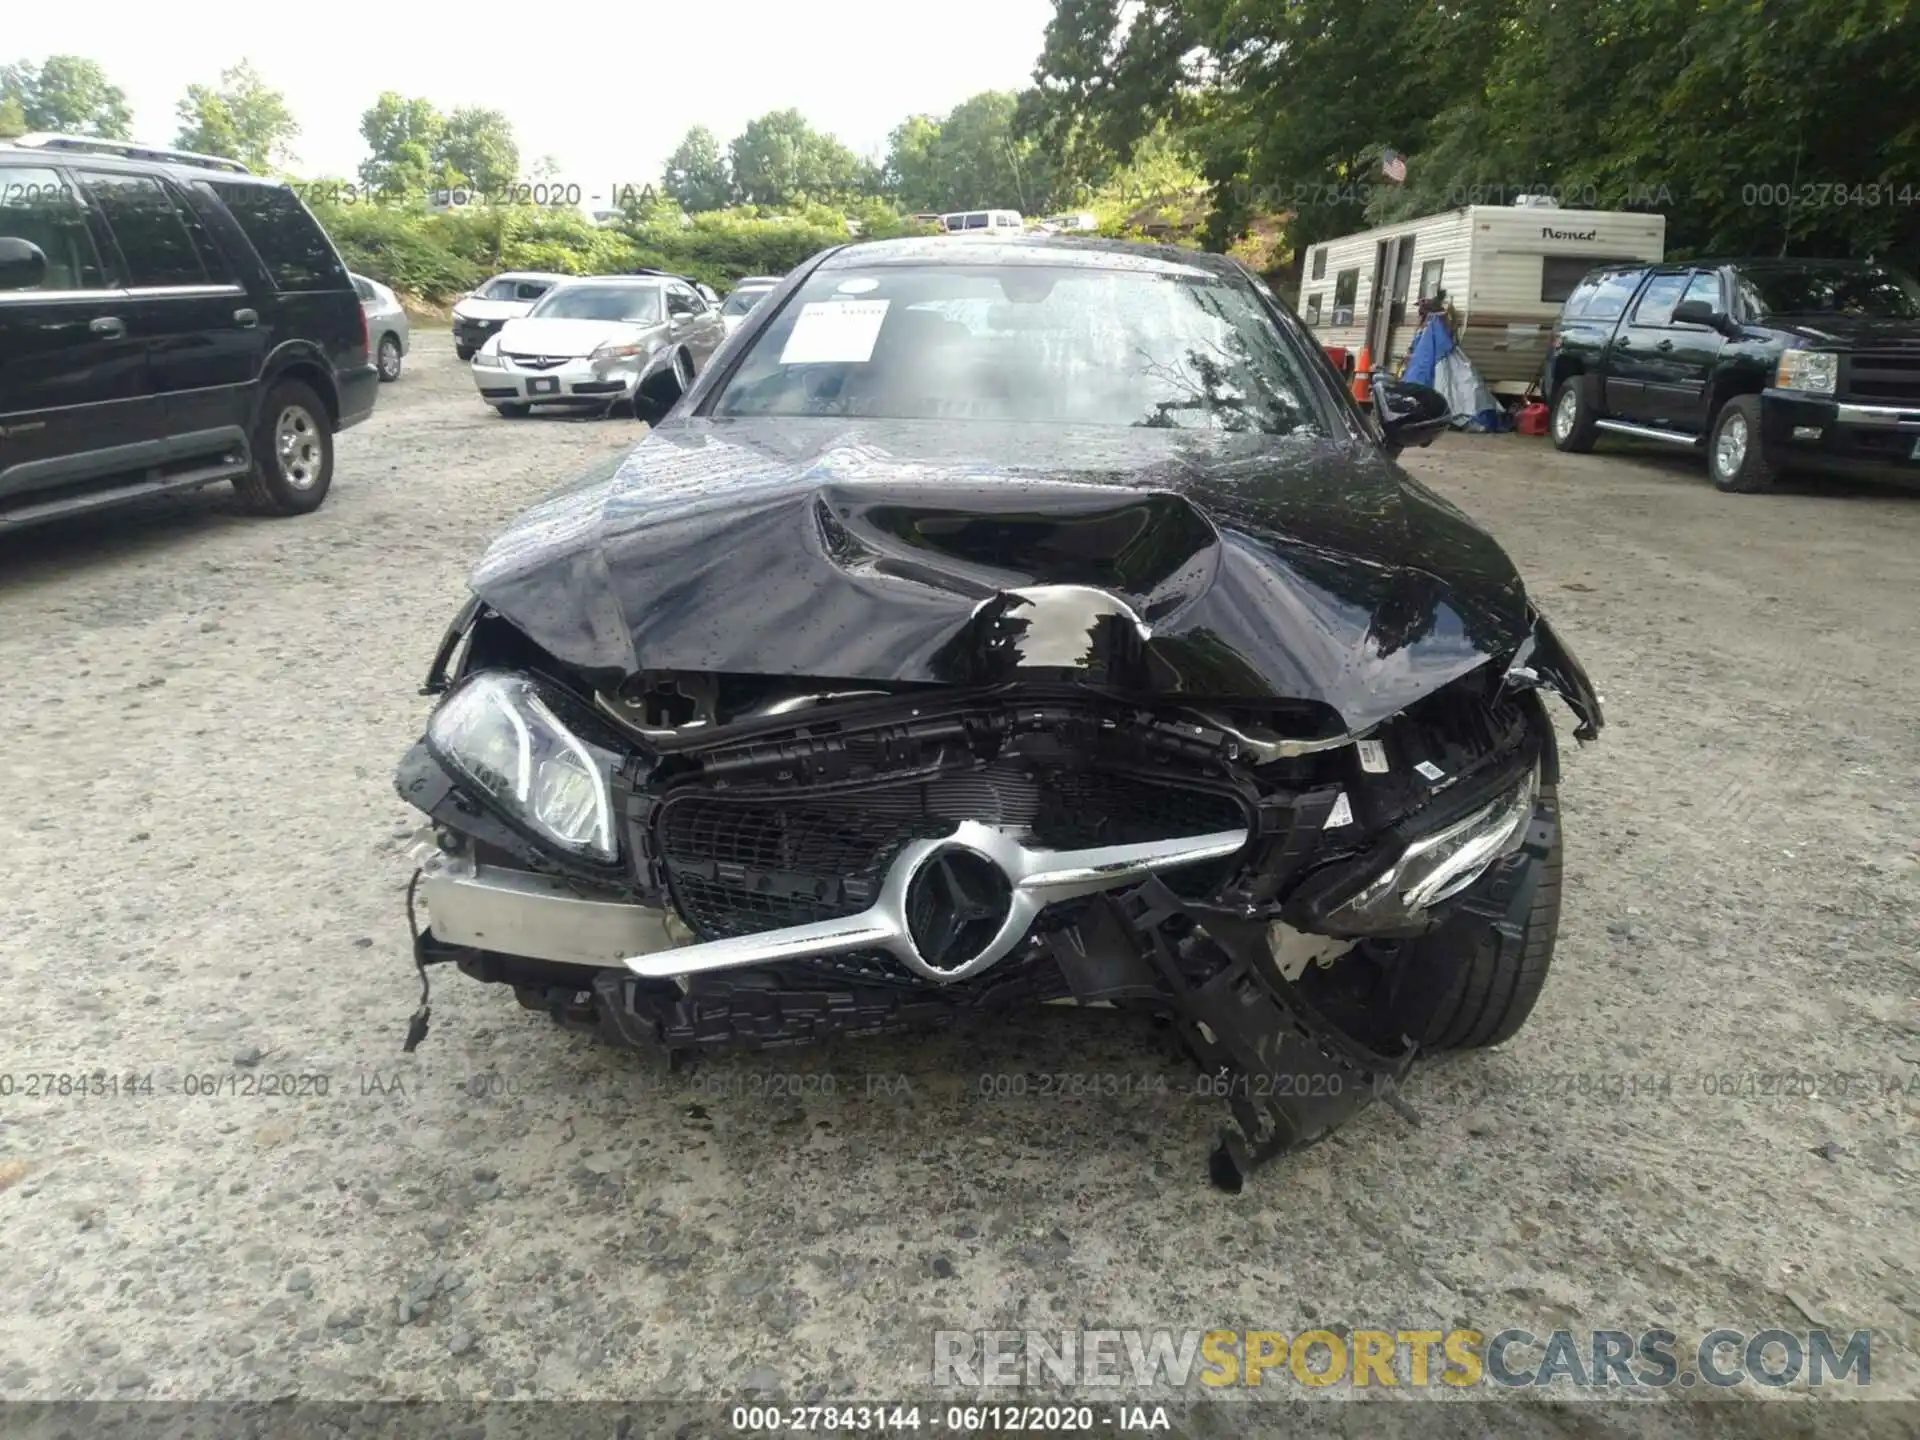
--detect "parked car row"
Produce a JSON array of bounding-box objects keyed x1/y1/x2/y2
[{"x1": 466, "y1": 271, "x2": 726, "y2": 421}]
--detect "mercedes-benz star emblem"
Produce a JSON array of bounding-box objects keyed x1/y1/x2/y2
[{"x1": 904, "y1": 848, "x2": 1014, "y2": 970}]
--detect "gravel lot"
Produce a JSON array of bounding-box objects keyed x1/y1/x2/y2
[{"x1": 1, "y1": 338, "x2": 1916, "y2": 1421}]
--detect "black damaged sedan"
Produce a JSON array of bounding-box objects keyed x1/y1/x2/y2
[{"x1": 394, "y1": 236, "x2": 1604, "y2": 1189}]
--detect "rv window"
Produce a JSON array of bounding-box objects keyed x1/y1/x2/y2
[
  {"x1": 1310, "y1": 247, "x2": 1327, "y2": 282},
  {"x1": 1630, "y1": 272, "x2": 1691, "y2": 327},
  {"x1": 1419, "y1": 258, "x2": 1444, "y2": 302},
  {"x1": 1583, "y1": 269, "x2": 1648, "y2": 321},
  {"x1": 1541, "y1": 256, "x2": 1599, "y2": 304},
  {"x1": 1333, "y1": 267, "x2": 1358, "y2": 309},
  {"x1": 1305, "y1": 293, "x2": 1322, "y2": 325}
]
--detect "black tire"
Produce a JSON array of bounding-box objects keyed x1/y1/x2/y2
[
  {"x1": 455, "y1": 344, "x2": 475, "y2": 361},
  {"x1": 232, "y1": 379, "x2": 333, "y2": 516},
  {"x1": 495, "y1": 402, "x2": 531, "y2": 419},
  {"x1": 1548, "y1": 378, "x2": 1597, "y2": 453},
  {"x1": 633, "y1": 353, "x2": 687, "y2": 425},
  {"x1": 1398, "y1": 785, "x2": 1563, "y2": 1051},
  {"x1": 1707, "y1": 395, "x2": 1777, "y2": 493},
  {"x1": 377, "y1": 333, "x2": 403, "y2": 382}
]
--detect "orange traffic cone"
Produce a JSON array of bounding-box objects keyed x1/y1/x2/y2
[{"x1": 1352, "y1": 345, "x2": 1374, "y2": 406}]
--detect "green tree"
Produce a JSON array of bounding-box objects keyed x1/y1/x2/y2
[
  {"x1": 662, "y1": 124, "x2": 733, "y2": 212},
  {"x1": 437, "y1": 106, "x2": 519, "y2": 195},
  {"x1": 173, "y1": 60, "x2": 298, "y2": 172},
  {"x1": 358, "y1": 93, "x2": 447, "y2": 198},
  {"x1": 884, "y1": 113, "x2": 943, "y2": 210},
  {"x1": 0, "y1": 55, "x2": 133, "y2": 137},
  {"x1": 728, "y1": 109, "x2": 863, "y2": 207},
  {"x1": 0, "y1": 93, "x2": 27, "y2": 139}
]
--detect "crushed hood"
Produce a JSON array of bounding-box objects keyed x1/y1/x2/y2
[{"x1": 467, "y1": 418, "x2": 1535, "y2": 733}]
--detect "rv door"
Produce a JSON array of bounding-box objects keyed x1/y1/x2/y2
[{"x1": 1367, "y1": 236, "x2": 1414, "y2": 366}]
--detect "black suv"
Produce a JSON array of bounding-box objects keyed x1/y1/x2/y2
[
  {"x1": 1541, "y1": 257, "x2": 1920, "y2": 492},
  {"x1": 0, "y1": 134, "x2": 376, "y2": 532}
]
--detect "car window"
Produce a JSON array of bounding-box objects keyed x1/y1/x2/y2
[
  {"x1": 206, "y1": 182, "x2": 348, "y2": 291},
  {"x1": 1630, "y1": 273, "x2": 1690, "y2": 327},
  {"x1": 0, "y1": 166, "x2": 108, "y2": 291},
  {"x1": 515, "y1": 281, "x2": 551, "y2": 301},
  {"x1": 1675, "y1": 271, "x2": 1722, "y2": 322},
  {"x1": 721, "y1": 286, "x2": 773, "y2": 317},
  {"x1": 354, "y1": 276, "x2": 375, "y2": 302},
  {"x1": 965, "y1": 213, "x2": 988, "y2": 230},
  {"x1": 1734, "y1": 263, "x2": 1920, "y2": 320},
  {"x1": 713, "y1": 263, "x2": 1324, "y2": 436},
  {"x1": 73, "y1": 171, "x2": 208, "y2": 287},
  {"x1": 483, "y1": 278, "x2": 520, "y2": 300},
  {"x1": 1583, "y1": 269, "x2": 1646, "y2": 321},
  {"x1": 666, "y1": 286, "x2": 696, "y2": 316},
  {"x1": 529, "y1": 284, "x2": 663, "y2": 323},
  {"x1": 1559, "y1": 275, "x2": 1602, "y2": 320}
]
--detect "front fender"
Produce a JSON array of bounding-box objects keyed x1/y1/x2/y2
[{"x1": 1510, "y1": 606, "x2": 1604, "y2": 743}]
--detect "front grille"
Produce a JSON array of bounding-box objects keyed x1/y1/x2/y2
[
  {"x1": 1844, "y1": 350, "x2": 1920, "y2": 404},
  {"x1": 655, "y1": 763, "x2": 1245, "y2": 943},
  {"x1": 503, "y1": 353, "x2": 568, "y2": 371}
]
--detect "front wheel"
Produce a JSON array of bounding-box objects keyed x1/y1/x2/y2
[
  {"x1": 233, "y1": 380, "x2": 334, "y2": 516},
  {"x1": 1549, "y1": 378, "x2": 1597, "y2": 452},
  {"x1": 455, "y1": 344, "x2": 476, "y2": 361},
  {"x1": 1708, "y1": 395, "x2": 1777, "y2": 493},
  {"x1": 495, "y1": 403, "x2": 531, "y2": 419}
]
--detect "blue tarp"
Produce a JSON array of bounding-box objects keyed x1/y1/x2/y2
[{"x1": 1400, "y1": 314, "x2": 1454, "y2": 387}]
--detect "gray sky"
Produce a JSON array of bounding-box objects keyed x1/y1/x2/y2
[{"x1": 9, "y1": 1, "x2": 1055, "y2": 190}]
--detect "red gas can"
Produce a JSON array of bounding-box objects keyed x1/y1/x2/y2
[{"x1": 1515, "y1": 402, "x2": 1550, "y2": 436}]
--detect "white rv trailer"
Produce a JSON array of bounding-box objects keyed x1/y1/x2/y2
[{"x1": 1299, "y1": 201, "x2": 1667, "y2": 397}]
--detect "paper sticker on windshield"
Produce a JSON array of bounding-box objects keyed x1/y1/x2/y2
[{"x1": 780, "y1": 300, "x2": 889, "y2": 365}]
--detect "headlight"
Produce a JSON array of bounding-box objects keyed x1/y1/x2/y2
[
  {"x1": 472, "y1": 348, "x2": 503, "y2": 368},
  {"x1": 426, "y1": 672, "x2": 618, "y2": 862},
  {"x1": 591, "y1": 341, "x2": 646, "y2": 361},
  {"x1": 1775, "y1": 350, "x2": 1838, "y2": 395},
  {"x1": 1317, "y1": 764, "x2": 1539, "y2": 934}
]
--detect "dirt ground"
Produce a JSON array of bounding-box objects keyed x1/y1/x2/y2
[{"x1": 1, "y1": 339, "x2": 1915, "y2": 1424}]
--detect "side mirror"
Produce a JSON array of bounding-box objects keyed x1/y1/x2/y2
[
  {"x1": 1372, "y1": 376, "x2": 1452, "y2": 453},
  {"x1": 1673, "y1": 298, "x2": 1738, "y2": 336},
  {"x1": 0, "y1": 237, "x2": 49, "y2": 292}
]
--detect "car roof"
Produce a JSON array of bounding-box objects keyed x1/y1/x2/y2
[
  {"x1": 544, "y1": 274, "x2": 665, "y2": 286},
  {"x1": 488, "y1": 271, "x2": 572, "y2": 283},
  {"x1": 734, "y1": 277, "x2": 781, "y2": 287},
  {"x1": 819, "y1": 234, "x2": 1236, "y2": 278},
  {"x1": 0, "y1": 141, "x2": 294, "y2": 186}
]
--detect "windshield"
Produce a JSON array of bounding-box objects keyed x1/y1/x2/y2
[
  {"x1": 712, "y1": 263, "x2": 1323, "y2": 434},
  {"x1": 722, "y1": 286, "x2": 774, "y2": 317},
  {"x1": 1737, "y1": 264, "x2": 1920, "y2": 319},
  {"x1": 530, "y1": 284, "x2": 663, "y2": 323}
]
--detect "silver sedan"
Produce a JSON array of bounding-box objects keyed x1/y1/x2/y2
[{"x1": 353, "y1": 273, "x2": 411, "y2": 383}]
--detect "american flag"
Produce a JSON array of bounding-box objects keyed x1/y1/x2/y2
[{"x1": 1382, "y1": 149, "x2": 1407, "y2": 184}]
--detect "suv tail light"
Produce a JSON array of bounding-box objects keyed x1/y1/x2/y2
[{"x1": 359, "y1": 301, "x2": 369, "y2": 358}]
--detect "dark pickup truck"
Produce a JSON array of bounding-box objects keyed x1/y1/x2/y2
[{"x1": 1542, "y1": 257, "x2": 1920, "y2": 492}]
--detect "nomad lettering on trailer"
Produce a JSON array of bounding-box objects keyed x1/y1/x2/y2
[{"x1": 1542, "y1": 227, "x2": 1599, "y2": 241}]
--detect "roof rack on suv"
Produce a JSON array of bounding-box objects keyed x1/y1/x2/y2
[{"x1": 9, "y1": 132, "x2": 254, "y2": 175}]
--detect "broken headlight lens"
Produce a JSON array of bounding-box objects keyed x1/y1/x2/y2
[
  {"x1": 1321, "y1": 763, "x2": 1539, "y2": 933},
  {"x1": 426, "y1": 672, "x2": 618, "y2": 862}
]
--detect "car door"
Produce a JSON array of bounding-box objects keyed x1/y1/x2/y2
[
  {"x1": 664, "y1": 283, "x2": 707, "y2": 367},
  {"x1": 72, "y1": 167, "x2": 261, "y2": 459},
  {"x1": 1637, "y1": 269, "x2": 1728, "y2": 432},
  {"x1": 0, "y1": 162, "x2": 154, "y2": 515},
  {"x1": 1579, "y1": 267, "x2": 1651, "y2": 416},
  {"x1": 680, "y1": 282, "x2": 724, "y2": 367},
  {"x1": 1610, "y1": 268, "x2": 1698, "y2": 424}
]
